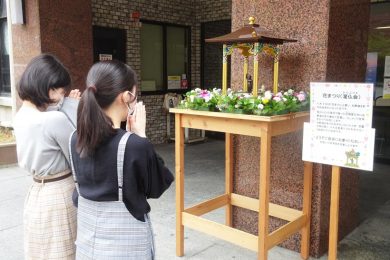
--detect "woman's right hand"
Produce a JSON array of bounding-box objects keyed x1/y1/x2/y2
[
  {"x1": 68, "y1": 89, "x2": 81, "y2": 100},
  {"x1": 127, "y1": 102, "x2": 146, "y2": 138}
]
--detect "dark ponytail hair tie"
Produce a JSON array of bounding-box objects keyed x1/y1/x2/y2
[{"x1": 88, "y1": 85, "x2": 97, "y2": 93}]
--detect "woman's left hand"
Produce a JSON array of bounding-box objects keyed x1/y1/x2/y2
[{"x1": 68, "y1": 89, "x2": 81, "y2": 100}]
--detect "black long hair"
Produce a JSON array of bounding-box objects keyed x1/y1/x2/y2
[
  {"x1": 77, "y1": 60, "x2": 137, "y2": 157},
  {"x1": 18, "y1": 54, "x2": 71, "y2": 108}
]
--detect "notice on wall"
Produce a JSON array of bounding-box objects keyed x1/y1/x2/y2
[
  {"x1": 168, "y1": 76, "x2": 181, "y2": 90},
  {"x1": 384, "y1": 56, "x2": 390, "y2": 77},
  {"x1": 365, "y1": 52, "x2": 378, "y2": 84},
  {"x1": 99, "y1": 54, "x2": 113, "y2": 61},
  {"x1": 302, "y1": 82, "x2": 375, "y2": 171},
  {"x1": 384, "y1": 78, "x2": 390, "y2": 99}
]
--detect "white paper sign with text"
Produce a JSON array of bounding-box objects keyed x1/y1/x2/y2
[{"x1": 302, "y1": 83, "x2": 375, "y2": 171}]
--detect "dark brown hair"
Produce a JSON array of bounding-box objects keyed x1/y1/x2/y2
[
  {"x1": 76, "y1": 60, "x2": 137, "y2": 157},
  {"x1": 17, "y1": 53, "x2": 71, "y2": 108}
]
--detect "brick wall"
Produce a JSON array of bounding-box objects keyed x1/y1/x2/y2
[
  {"x1": 92, "y1": 0, "x2": 231, "y2": 143},
  {"x1": 202, "y1": 20, "x2": 231, "y2": 89}
]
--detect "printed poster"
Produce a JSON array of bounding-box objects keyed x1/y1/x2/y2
[
  {"x1": 168, "y1": 76, "x2": 181, "y2": 90},
  {"x1": 302, "y1": 82, "x2": 375, "y2": 171},
  {"x1": 365, "y1": 52, "x2": 378, "y2": 84},
  {"x1": 384, "y1": 56, "x2": 390, "y2": 77},
  {"x1": 383, "y1": 78, "x2": 390, "y2": 99}
]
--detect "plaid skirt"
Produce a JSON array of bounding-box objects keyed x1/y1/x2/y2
[
  {"x1": 76, "y1": 196, "x2": 154, "y2": 260},
  {"x1": 24, "y1": 173, "x2": 77, "y2": 260}
]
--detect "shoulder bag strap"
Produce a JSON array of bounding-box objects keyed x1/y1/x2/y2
[{"x1": 117, "y1": 132, "x2": 132, "y2": 201}]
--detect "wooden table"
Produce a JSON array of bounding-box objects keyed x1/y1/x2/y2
[{"x1": 170, "y1": 108, "x2": 313, "y2": 260}]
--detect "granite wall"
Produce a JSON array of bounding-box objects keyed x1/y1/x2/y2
[
  {"x1": 39, "y1": 0, "x2": 94, "y2": 90},
  {"x1": 231, "y1": 0, "x2": 370, "y2": 257}
]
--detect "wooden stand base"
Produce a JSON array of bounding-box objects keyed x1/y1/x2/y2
[
  {"x1": 171, "y1": 109, "x2": 313, "y2": 260},
  {"x1": 328, "y1": 165, "x2": 341, "y2": 260}
]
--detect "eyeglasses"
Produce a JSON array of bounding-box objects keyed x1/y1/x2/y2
[
  {"x1": 127, "y1": 90, "x2": 137, "y2": 115},
  {"x1": 129, "y1": 90, "x2": 136, "y2": 98}
]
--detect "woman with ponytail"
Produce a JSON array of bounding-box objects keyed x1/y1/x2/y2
[{"x1": 69, "y1": 60, "x2": 174, "y2": 259}]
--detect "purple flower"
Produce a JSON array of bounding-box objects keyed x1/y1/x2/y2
[{"x1": 198, "y1": 90, "x2": 212, "y2": 102}]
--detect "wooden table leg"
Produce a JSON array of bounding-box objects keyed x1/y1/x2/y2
[
  {"x1": 300, "y1": 162, "x2": 313, "y2": 259},
  {"x1": 225, "y1": 133, "x2": 233, "y2": 227},
  {"x1": 328, "y1": 166, "x2": 341, "y2": 260},
  {"x1": 258, "y1": 131, "x2": 271, "y2": 260},
  {"x1": 175, "y1": 114, "x2": 185, "y2": 256}
]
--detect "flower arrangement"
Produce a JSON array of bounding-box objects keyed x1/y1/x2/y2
[{"x1": 178, "y1": 88, "x2": 310, "y2": 116}]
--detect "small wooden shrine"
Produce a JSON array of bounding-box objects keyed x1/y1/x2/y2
[{"x1": 205, "y1": 17, "x2": 297, "y2": 95}]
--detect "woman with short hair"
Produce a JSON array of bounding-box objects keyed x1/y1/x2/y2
[{"x1": 14, "y1": 53, "x2": 77, "y2": 259}]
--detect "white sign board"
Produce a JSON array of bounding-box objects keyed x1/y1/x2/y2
[
  {"x1": 99, "y1": 54, "x2": 113, "y2": 61},
  {"x1": 302, "y1": 83, "x2": 375, "y2": 171},
  {"x1": 384, "y1": 56, "x2": 390, "y2": 77}
]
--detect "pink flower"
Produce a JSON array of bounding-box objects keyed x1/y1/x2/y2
[
  {"x1": 297, "y1": 93, "x2": 306, "y2": 102},
  {"x1": 273, "y1": 96, "x2": 282, "y2": 102},
  {"x1": 198, "y1": 90, "x2": 212, "y2": 102}
]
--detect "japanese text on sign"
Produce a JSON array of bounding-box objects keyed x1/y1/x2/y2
[{"x1": 302, "y1": 83, "x2": 375, "y2": 171}]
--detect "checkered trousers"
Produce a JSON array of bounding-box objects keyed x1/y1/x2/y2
[{"x1": 24, "y1": 173, "x2": 77, "y2": 259}]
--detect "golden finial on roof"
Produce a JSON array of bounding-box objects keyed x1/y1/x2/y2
[{"x1": 249, "y1": 17, "x2": 255, "y2": 25}]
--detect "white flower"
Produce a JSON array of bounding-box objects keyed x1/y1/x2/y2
[
  {"x1": 264, "y1": 90, "x2": 272, "y2": 100},
  {"x1": 204, "y1": 95, "x2": 211, "y2": 103},
  {"x1": 283, "y1": 97, "x2": 287, "y2": 102},
  {"x1": 194, "y1": 88, "x2": 201, "y2": 93},
  {"x1": 288, "y1": 89, "x2": 294, "y2": 95},
  {"x1": 235, "y1": 104, "x2": 240, "y2": 108},
  {"x1": 257, "y1": 104, "x2": 264, "y2": 110},
  {"x1": 244, "y1": 93, "x2": 252, "y2": 98},
  {"x1": 213, "y1": 88, "x2": 221, "y2": 94},
  {"x1": 190, "y1": 95, "x2": 195, "y2": 102}
]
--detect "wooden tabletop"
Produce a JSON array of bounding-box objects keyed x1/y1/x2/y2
[{"x1": 169, "y1": 108, "x2": 310, "y2": 122}]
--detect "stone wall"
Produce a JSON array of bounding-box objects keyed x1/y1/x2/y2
[
  {"x1": 39, "y1": 0, "x2": 93, "y2": 90},
  {"x1": 202, "y1": 20, "x2": 231, "y2": 89},
  {"x1": 230, "y1": 0, "x2": 370, "y2": 257},
  {"x1": 10, "y1": 0, "x2": 93, "y2": 110}
]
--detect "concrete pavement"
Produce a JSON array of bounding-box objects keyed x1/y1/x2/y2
[{"x1": 1, "y1": 139, "x2": 389, "y2": 259}]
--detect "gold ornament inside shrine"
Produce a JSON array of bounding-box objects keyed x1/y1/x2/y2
[{"x1": 205, "y1": 17, "x2": 297, "y2": 95}]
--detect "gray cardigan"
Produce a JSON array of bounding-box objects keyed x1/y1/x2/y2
[{"x1": 13, "y1": 98, "x2": 78, "y2": 177}]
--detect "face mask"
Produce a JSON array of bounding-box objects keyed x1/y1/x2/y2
[{"x1": 46, "y1": 95, "x2": 65, "y2": 112}]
